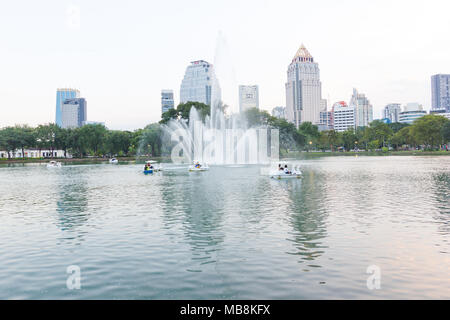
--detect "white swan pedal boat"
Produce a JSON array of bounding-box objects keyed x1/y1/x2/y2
[
  {"x1": 189, "y1": 161, "x2": 209, "y2": 172},
  {"x1": 46, "y1": 160, "x2": 62, "y2": 168},
  {"x1": 270, "y1": 163, "x2": 302, "y2": 179},
  {"x1": 109, "y1": 158, "x2": 119, "y2": 164}
]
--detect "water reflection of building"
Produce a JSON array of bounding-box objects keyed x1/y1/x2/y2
[
  {"x1": 159, "y1": 172, "x2": 226, "y2": 268},
  {"x1": 56, "y1": 171, "x2": 89, "y2": 233},
  {"x1": 285, "y1": 170, "x2": 328, "y2": 263},
  {"x1": 431, "y1": 172, "x2": 450, "y2": 235}
]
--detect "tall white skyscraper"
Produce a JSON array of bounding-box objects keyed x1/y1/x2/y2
[
  {"x1": 238, "y1": 85, "x2": 259, "y2": 113},
  {"x1": 285, "y1": 44, "x2": 326, "y2": 127},
  {"x1": 180, "y1": 60, "x2": 221, "y2": 105},
  {"x1": 349, "y1": 88, "x2": 373, "y2": 128}
]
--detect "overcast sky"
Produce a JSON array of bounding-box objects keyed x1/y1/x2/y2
[{"x1": 1, "y1": 0, "x2": 449, "y2": 130}]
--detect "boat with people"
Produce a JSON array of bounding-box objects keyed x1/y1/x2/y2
[
  {"x1": 189, "y1": 160, "x2": 209, "y2": 172},
  {"x1": 109, "y1": 158, "x2": 119, "y2": 164},
  {"x1": 143, "y1": 160, "x2": 162, "y2": 174},
  {"x1": 46, "y1": 160, "x2": 62, "y2": 168},
  {"x1": 270, "y1": 162, "x2": 302, "y2": 179}
]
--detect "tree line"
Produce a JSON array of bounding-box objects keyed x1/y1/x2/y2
[
  {"x1": 1, "y1": 103, "x2": 449, "y2": 159},
  {"x1": 242, "y1": 108, "x2": 450, "y2": 153}
]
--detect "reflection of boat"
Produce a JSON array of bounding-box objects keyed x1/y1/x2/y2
[
  {"x1": 270, "y1": 162, "x2": 302, "y2": 179},
  {"x1": 109, "y1": 158, "x2": 118, "y2": 164},
  {"x1": 47, "y1": 160, "x2": 62, "y2": 168},
  {"x1": 143, "y1": 160, "x2": 162, "y2": 174},
  {"x1": 189, "y1": 160, "x2": 209, "y2": 172}
]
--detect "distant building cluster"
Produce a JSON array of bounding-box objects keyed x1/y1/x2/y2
[
  {"x1": 55, "y1": 88, "x2": 104, "y2": 128},
  {"x1": 159, "y1": 46, "x2": 449, "y2": 131}
]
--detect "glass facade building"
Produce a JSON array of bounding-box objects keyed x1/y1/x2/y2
[{"x1": 56, "y1": 88, "x2": 80, "y2": 126}]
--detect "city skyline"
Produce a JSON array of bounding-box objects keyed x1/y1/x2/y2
[{"x1": 1, "y1": 0, "x2": 449, "y2": 130}]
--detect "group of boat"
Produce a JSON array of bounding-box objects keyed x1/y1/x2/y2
[{"x1": 46, "y1": 158, "x2": 302, "y2": 179}]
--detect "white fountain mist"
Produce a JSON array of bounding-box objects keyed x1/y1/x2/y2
[{"x1": 162, "y1": 33, "x2": 279, "y2": 165}]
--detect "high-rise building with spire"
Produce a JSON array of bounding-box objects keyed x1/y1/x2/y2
[{"x1": 285, "y1": 44, "x2": 326, "y2": 127}]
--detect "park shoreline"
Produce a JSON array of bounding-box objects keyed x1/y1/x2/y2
[{"x1": 1, "y1": 151, "x2": 449, "y2": 165}]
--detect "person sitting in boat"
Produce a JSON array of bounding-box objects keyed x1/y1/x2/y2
[
  {"x1": 278, "y1": 164, "x2": 284, "y2": 171},
  {"x1": 284, "y1": 165, "x2": 291, "y2": 174}
]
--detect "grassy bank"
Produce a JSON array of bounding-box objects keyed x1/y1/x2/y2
[
  {"x1": 0, "y1": 156, "x2": 173, "y2": 165},
  {"x1": 283, "y1": 150, "x2": 450, "y2": 159}
]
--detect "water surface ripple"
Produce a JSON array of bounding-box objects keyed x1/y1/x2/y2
[{"x1": 0, "y1": 156, "x2": 449, "y2": 299}]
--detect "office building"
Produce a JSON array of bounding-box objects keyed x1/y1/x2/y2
[
  {"x1": 161, "y1": 90, "x2": 175, "y2": 114},
  {"x1": 399, "y1": 103, "x2": 427, "y2": 124},
  {"x1": 383, "y1": 103, "x2": 402, "y2": 123},
  {"x1": 180, "y1": 60, "x2": 220, "y2": 105},
  {"x1": 285, "y1": 44, "x2": 326, "y2": 127},
  {"x1": 56, "y1": 88, "x2": 80, "y2": 126},
  {"x1": 430, "y1": 108, "x2": 450, "y2": 120},
  {"x1": 431, "y1": 74, "x2": 450, "y2": 112},
  {"x1": 61, "y1": 98, "x2": 87, "y2": 129},
  {"x1": 333, "y1": 101, "x2": 356, "y2": 132},
  {"x1": 349, "y1": 88, "x2": 373, "y2": 128},
  {"x1": 238, "y1": 85, "x2": 259, "y2": 113}
]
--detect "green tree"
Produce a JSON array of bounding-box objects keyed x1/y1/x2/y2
[
  {"x1": 14, "y1": 125, "x2": 35, "y2": 158},
  {"x1": 364, "y1": 120, "x2": 394, "y2": 149},
  {"x1": 79, "y1": 124, "x2": 108, "y2": 156},
  {"x1": 105, "y1": 130, "x2": 132, "y2": 156},
  {"x1": 388, "y1": 122, "x2": 410, "y2": 134},
  {"x1": 160, "y1": 102, "x2": 210, "y2": 124},
  {"x1": 138, "y1": 123, "x2": 163, "y2": 156},
  {"x1": 298, "y1": 122, "x2": 320, "y2": 150},
  {"x1": 244, "y1": 108, "x2": 272, "y2": 127},
  {"x1": 410, "y1": 115, "x2": 449, "y2": 150},
  {"x1": 342, "y1": 129, "x2": 357, "y2": 151},
  {"x1": 390, "y1": 126, "x2": 413, "y2": 150},
  {"x1": 442, "y1": 121, "x2": 450, "y2": 144}
]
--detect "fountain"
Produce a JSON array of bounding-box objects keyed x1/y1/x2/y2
[{"x1": 161, "y1": 33, "x2": 279, "y2": 165}]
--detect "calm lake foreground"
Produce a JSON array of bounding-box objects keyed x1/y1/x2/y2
[{"x1": 0, "y1": 156, "x2": 449, "y2": 299}]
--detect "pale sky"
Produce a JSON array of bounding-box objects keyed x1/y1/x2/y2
[{"x1": 1, "y1": 0, "x2": 449, "y2": 130}]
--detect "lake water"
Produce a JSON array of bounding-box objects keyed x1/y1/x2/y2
[{"x1": 0, "y1": 156, "x2": 449, "y2": 299}]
